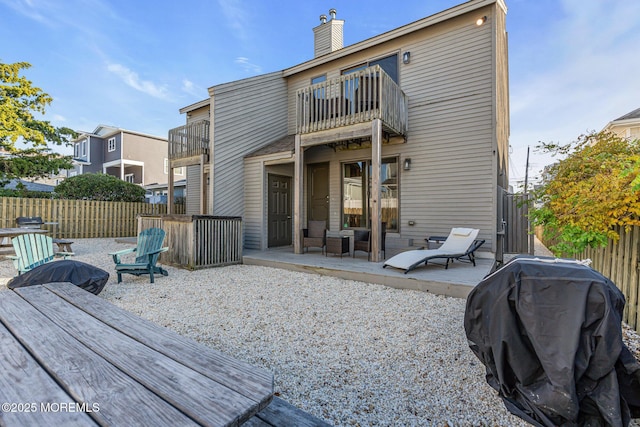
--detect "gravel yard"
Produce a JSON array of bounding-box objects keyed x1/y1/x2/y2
[{"x1": 1, "y1": 238, "x2": 638, "y2": 426}]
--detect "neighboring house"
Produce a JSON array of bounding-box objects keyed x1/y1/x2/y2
[
  {"x1": 70, "y1": 125, "x2": 184, "y2": 187},
  {"x1": 603, "y1": 107, "x2": 640, "y2": 141},
  {"x1": 168, "y1": 0, "x2": 509, "y2": 262},
  {"x1": 145, "y1": 179, "x2": 186, "y2": 204},
  {"x1": 4, "y1": 179, "x2": 55, "y2": 193}
]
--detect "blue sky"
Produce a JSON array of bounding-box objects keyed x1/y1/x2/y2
[{"x1": 1, "y1": 0, "x2": 639, "y2": 189}]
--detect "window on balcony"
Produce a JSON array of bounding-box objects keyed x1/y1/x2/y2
[
  {"x1": 311, "y1": 75, "x2": 326, "y2": 85},
  {"x1": 342, "y1": 157, "x2": 398, "y2": 232},
  {"x1": 124, "y1": 173, "x2": 135, "y2": 183},
  {"x1": 370, "y1": 54, "x2": 398, "y2": 83}
]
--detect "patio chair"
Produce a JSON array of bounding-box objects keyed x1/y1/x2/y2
[
  {"x1": 383, "y1": 228, "x2": 482, "y2": 274},
  {"x1": 302, "y1": 220, "x2": 326, "y2": 254},
  {"x1": 110, "y1": 227, "x2": 169, "y2": 283},
  {"x1": 353, "y1": 229, "x2": 371, "y2": 259},
  {"x1": 353, "y1": 222, "x2": 386, "y2": 259},
  {"x1": 9, "y1": 233, "x2": 74, "y2": 275}
]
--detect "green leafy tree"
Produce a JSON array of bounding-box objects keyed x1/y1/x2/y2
[
  {"x1": 0, "y1": 61, "x2": 76, "y2": 185},
  {"x1": 54, "y1": 173, "x2": 146, "y2": 202},
  {"x1": 531, "y1": 130, "x2": 640, "y2": 255}
]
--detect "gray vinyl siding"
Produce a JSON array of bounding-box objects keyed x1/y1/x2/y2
[
  {"x1": 210, "y1": 72, "x2": 288, "y2": 217},
  {"x1": 103, "y1": 133, "x2": 122, "y2": 163},
  {"x1": 243, "y1": 157, "x2": 263, "y2": 249},
  {"x1": 186, "y1": 165, "x2": 201, "y2": 215},
  {"x1": 186, "y1": 105, "x2": 210, "y2": 124},
  {"x1": 398, "y1": 10, "x2": 496, "y2": 249}
]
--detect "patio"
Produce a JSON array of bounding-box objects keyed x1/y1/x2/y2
[{"x1": 243, "y1": 246, "x2": 495, "y2": 299}]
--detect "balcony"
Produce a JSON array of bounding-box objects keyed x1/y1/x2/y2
[
  {"x1": 168, "y1": 119, "x2": 210, "y2": 162},
  {"x1": 295, "y1": 65, "x2": 408, "y2": 137}
]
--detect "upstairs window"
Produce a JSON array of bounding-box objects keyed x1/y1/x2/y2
[
  {"x1": 341, "y1": 54, "x2": 399, "y2": 83},
  {"x1": 108, "y1": 137, "x2": 116, "y2": 152},
  {"x1": 370, "y1": 53, "x2": 399, "y2": 84},
  {"x1": 74, "y1": 143, "x2": 79, "y2": 158}
]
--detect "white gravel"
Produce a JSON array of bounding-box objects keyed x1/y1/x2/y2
[{"x1": 0, "y1": 238, "x2": 635, "y2": 426}]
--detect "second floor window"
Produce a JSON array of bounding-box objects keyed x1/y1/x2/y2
[
  {"x1": 108, "y1": 137, "x2": 116, "y2": 152},
  {"x1": 74, "y1": 143, "x2": 79, "y2": 158},
  {"x1": 124, "y1": 173, "x2": 135, "y2": 183},
  {"x1": 341, "y1": 53, "x2": 399, "y2": 84}
]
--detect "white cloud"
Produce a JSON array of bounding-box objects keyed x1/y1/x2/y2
[
  {"x1": 234, "y1": 57, "x2": 262, "y2": 74},
  {"x1": 217, "y1": 0, "x2": 250, "y2": 40},
  {"x1": 107, "y1": 63, "x2": 169, "y2": 99},
  {"x1": 508, "y1": 0, "x2": 640, "y2": 187},
  {"x1": 181, "y1": 79, "x2": 206, "y2": 98},
  {"x1": 52, "y1": 114, "x2": 66, "y2": 122}
]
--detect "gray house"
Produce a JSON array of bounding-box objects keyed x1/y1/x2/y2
[
  {"x1": 168, "y1": 0, "x2": 509, "y2": 262},
  {"x1": 71, "y1": 125, "x2": 182, "y2": 187}
]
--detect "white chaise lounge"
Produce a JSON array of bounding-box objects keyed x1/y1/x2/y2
[{"x1": 383, "y1": 228, "x2": 483, "y2": 274}]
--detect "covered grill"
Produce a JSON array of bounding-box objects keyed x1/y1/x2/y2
[
  {"x1": 465, "y1": 255, "x2": 640, "y2": 426},
  {"x1": 15, "y1": 216, "x2": 45, "y2": 228}
]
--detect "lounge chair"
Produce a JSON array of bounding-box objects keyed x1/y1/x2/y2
[{"x1": 383, "y1": 228, "x2": 483, "y2": 274}]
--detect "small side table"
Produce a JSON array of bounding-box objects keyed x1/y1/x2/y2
[{"x1": 326, "y1": 236, "x2": 350, "y2": 258}]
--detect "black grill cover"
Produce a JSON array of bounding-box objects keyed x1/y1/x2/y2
[
  {"x1": 7, "y1": 260, "x2": 109, "y2": 295},
  {"x1": 464, "y1": 256, "x2": 640, "y2": 426}
]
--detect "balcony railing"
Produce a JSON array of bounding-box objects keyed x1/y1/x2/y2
[
  {"x1": 168, "y1": 119, "x2": 210, "y2": 161},
  {"x1": 296, "y1": 65, "x2": 408, "y2": 136}
]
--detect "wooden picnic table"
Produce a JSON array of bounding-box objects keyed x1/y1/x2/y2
[{"x1": 0, "y1": 282, "x2": 273, "y2": 426}]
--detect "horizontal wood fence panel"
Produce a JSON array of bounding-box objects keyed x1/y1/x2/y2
[{"x1": 0, "y1": 197, "x2": 184, "y2": 239}]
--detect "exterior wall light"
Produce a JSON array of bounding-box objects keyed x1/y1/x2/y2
[
  {"x1": 402, "y1": 51, "x2": 411, "y2": 64},
  {"x1": 403, "y1": 158, "x2": 411, "y2": 170},
  {"x1": 476, "y1": 16, "x2": 487, "y2": 26}
]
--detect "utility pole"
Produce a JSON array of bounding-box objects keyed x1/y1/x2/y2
[
  {"x1": 524, "y1": 146, "x2": 530, "y2": 195},
  {"x1": 524, "y1": 146, "x2": 534, "y2": 254}
]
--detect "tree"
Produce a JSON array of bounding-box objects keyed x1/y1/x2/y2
[
  {"x1": 530, "y1": 130, "x2": 640, "y2": 255},
  {"x1": 54, "y1": 173, "x2": 146, "y2": 202},
  {"x1": 0, "y1": 61, "x2": 76, "y2": 185}
]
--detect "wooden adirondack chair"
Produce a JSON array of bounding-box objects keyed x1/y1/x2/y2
[
  {"x1": 110, "y1": 228, "x2": 169, "y2": 283},
  {"x1": 9, "y1": 234, "x2": 74, "y2": 275}
]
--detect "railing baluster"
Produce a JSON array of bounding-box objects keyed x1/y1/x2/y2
[{"x1": 296, "y1": 65, "x2": 406, "y2": 136}]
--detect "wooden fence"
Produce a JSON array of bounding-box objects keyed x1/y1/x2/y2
[
  {"x1": 0, "y1": 197, "x2": 184, "y2": 239},
  {"x1": 577, "y1": 226, "x2": 640, "y2": 333},
  {"x1": 539, "y1": 225, "x2": 640, "y2": 333}
]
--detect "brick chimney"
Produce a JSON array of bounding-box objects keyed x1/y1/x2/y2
[{"x1": 313, "y1": 8, "x2": 344, "y2": 58}]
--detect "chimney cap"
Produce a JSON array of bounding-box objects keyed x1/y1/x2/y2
[
  {"x1": 319, "y1": 14, "x2": 327, "y2": 24},
  {"x1": 329, "y1": 8, "x2": 337, "y2": 19}
]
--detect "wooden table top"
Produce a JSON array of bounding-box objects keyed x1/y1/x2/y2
[
  {"x1": 0, "y1": 282, "x2": 273, "y2": 426},
  {"x1": 0, "y1": 228, "x2": 48, "y2": 238}
]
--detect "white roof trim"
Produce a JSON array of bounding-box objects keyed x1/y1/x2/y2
[{"x1": 179, "y1": 98, "x2": 211, "y2": 114}]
